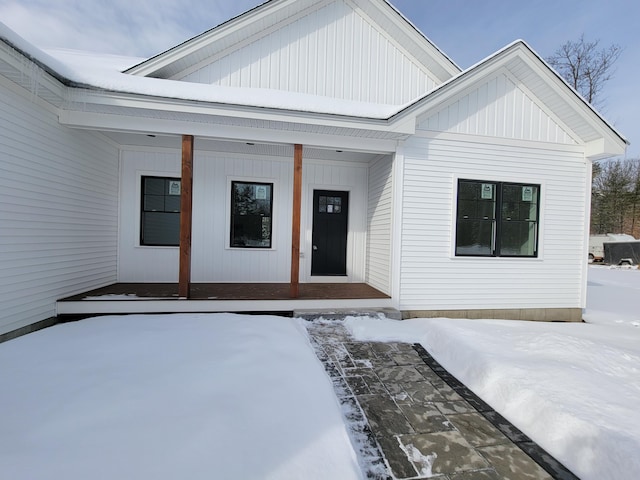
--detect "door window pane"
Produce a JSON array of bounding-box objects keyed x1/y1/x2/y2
[{"x1": 318, "y1": 195, "x2": 343, "y2": 214}]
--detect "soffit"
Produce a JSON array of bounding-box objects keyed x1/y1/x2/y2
[{"x1": 103, "y1": 132, "x2": 382, "y2": 162}]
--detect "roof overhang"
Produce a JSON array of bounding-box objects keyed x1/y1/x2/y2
[
  {"x1": 392, "y1": 41, "x2": 628, "y2": 160},
  {"x1": 58, "y1": 86, "x2": 415, "y2": 151},
  {"x1": 0, "y1": 28, "x2": 410, "y2": 153},
  {"x1": 125, "y1": 0, "x2": 460, "y2": 82},
  {"x1": 0, "y1": 23, "x2": 628, "y2": 160}
]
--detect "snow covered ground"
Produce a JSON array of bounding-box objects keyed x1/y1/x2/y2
[
  {"x1": 1, "y1": 266, "x2": 638, "y2": 479},
  {"x1": 0, "y1": 314, "x2": 362, "y2": 480},
  {"x1": 584, "y1": 265, "x2": 640, "y2": 327},
  {"x1": 347, "y1": 265, "x2": 640, "y2": 480}
]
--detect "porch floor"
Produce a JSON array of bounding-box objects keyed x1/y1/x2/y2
[
  {"x1": 57, "y1": 283, "x2": 392, "y2": 317},
  {"x1": 62, "y1": 282, "x2": 389, "y2": 301}
]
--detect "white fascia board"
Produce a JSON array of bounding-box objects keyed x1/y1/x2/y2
[
  {"x1": 64, "y1": 90, "x2": 416, "y2": 135},
  {"x1": 168, "y1": 0, "x2": 329, "y2": 81},
  {"x1": 56, "y1": 298, "x2": 393, "y2": 315},
  {"x1": 349, "y1": 0, "x2": 459, "y2": 81},
  {"x1": 370, "y1": 0, "x2": 460, "y2": 77},
  {"x1": 395, "y1": 41, "x2": 628, "y2": 152},
  {"x1": 584, "y1": 138, "x2": 626, "y2": 160},
  {"x1": 516, "y1": 43, "x2": 629, "y2": 153},
  {"x1": 58, "y1": 110, "x2": 401, "y2": 153},
  {"x1": 126, "y1": 0, "x2": 306, "y2": 77},
  {"x1": 400, "y1": 44, "x2": 544, "y2": 120}
]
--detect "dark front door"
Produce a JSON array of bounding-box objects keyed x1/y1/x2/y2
[{"x1": 311, "y1": 190, "x2": 349, "y2": 276}]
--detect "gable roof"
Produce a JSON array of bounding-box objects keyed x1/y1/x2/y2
[
  {"x1": 0, "y1": 10, "x2": 628, "y2": 158},
  {"x1": 395, "y1": 40, "x2": 628, "y2": 158},
  {"x1": 125, "y1": 0, "x2": 460, "y2": 84}
]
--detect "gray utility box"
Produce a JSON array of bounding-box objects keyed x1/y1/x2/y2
[{"x1": 603, "y1": 241, "x2": 640, "y2": 265}]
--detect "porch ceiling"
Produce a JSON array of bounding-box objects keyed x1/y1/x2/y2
[{"x1": 102, "y1": 132, "x2": 386, "y2": 162}]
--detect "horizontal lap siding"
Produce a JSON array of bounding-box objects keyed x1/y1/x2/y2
[
  {"x1": 399, "y1": 135, "x2": 587, "y2": 311},
  {"x1": 366, "y1": 156, "x2": 393, "y2": 294},
  {"x1": 181, "y1": 1, "x2": 436, "y2": 105},
  {"x1": 0, "y1": 87, "x2": 119, "y2": 335}
]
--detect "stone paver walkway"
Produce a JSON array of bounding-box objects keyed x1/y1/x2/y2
[{"x1": 305, "y1": 318, "x2": 578, "y2": 480}]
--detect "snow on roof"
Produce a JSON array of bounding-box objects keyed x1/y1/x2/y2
[
  {"x1": 606, "y1": 233, "x2": 638, "y2": 242},
  {"x1": 0, "y1": 21, "x2": 629, "y2": 149},
  {"x1": 44, "y1": 48, "x2": 146, "y2": 73},
  {"x1": 0, "y1": 22, "x2": 408, "y2": 119}
]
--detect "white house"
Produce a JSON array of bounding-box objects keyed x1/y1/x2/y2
[{"x1": 0, "y1": 0, "x2": 627, "y2": 338}]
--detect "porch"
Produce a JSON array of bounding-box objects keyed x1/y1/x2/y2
[{"x1": 57, "y1": 282, "x2": 392, "y2": 317}]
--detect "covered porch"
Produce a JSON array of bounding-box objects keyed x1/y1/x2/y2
[
  {"x1": 55, "y1": 80, "x2": 409, "y2": 315},
  {"x1": 57, "y1": 282, "x2": 392, "y2": 317}
]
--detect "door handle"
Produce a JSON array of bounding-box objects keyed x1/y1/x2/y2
[{"x1": 312, "y1": 245, "x2": 318, "y2": 251}]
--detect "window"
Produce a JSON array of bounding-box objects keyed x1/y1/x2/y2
[
  {"x1": 140, "y1": 176, "x2": 181, "y2": 246},
  {"x1": 318, "y1": 195, "x2": 343, "y2": 213},
  {"x1": 456, "y1": 179, "x2": 540, "y2": 257},
  {"x1": 230, "y1": 181, "x2": 273, "y2": 248}
]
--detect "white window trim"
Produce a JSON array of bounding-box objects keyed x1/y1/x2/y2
[
  {"x1": 135, "y1": 170, "x2": 181, "y2": 249},
  {"x1": 225, "y1": 175, "x2": 278, "y2": 251},
  {"x1": 449, "y1": 174, "x2": 546, "y2": 260}
]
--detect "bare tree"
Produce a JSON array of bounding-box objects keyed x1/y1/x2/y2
[
  {"x1": 627, "y1": 161, "x2": 640, "y2": 237},
  {"x1": 547, "y1": 35, "x2": 622, "y2": 108},
  {"x1": 591, "y1": 159, "x2": 640, "y2": 236}
]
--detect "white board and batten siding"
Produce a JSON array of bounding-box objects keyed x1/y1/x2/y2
[
  {"x1": 0, "y1": 79, "x2": 119, "y2": 335},
  {"x1": 192, "y1": 152, "x2": 293, "y2": 283},
  {"x1": 366, "y1": 155, "x2": 393, "y2": 294},
  {"x1": 422, "y1": 71, "x2": 578, "y2": 145},
  {"x1": 119, "y1": 148, "x2": 369, "y2": 283},
  {"x1": 178, "y1": 0, "x2": 438, "y2": 105},
  {"x1": 399, "y1": 132, "x2": 589, "y2": 312},
  {"x1": 118, "y1": 149, "x2": 181, "y2": 282},
  {"x1": 301, "y1": 159, "x2": 369, "y2": 283}
]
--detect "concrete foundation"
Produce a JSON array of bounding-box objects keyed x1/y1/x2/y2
[{"x1": 402, "y1": 308, "x2": 582, "y2": 322}]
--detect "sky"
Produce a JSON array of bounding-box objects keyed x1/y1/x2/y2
[{"x1": 1, "y1": 0, "x2": 638, "y2": 157}]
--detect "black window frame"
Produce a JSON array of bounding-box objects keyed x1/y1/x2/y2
[
  {"x1": 140, "y1": 175, "x2": 181, "y2": 247},
  {"x1": 230, "y1": 181, "x2": 274, "y2": 249},
  {"x1": 455, "y1": 179, "x2": 540, "y2": 258}
]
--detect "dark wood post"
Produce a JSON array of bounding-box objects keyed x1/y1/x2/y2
[
  {"x1": 290, "y1": 144, "x2": 303, "y2": 298},
  {"x1": 179, "y1": 135, "x2": 194, "y2": 298}
]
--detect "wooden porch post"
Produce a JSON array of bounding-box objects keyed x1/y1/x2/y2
[
  {"x1": 179, "y1": 135, "x2": 194, "y2": 298},
  {"x1": 290, "y1": 144, "x2": 303, "y2": 298}
]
